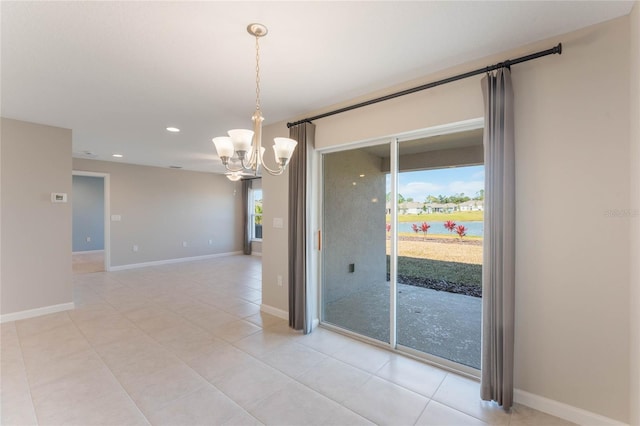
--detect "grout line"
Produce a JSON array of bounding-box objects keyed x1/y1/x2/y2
[
  {"x1": 67, "y1": 304, "x2": 153, "y2": 425},
  {"x1": 11, "y1": 322, "x2": 40, "y2": 425}
]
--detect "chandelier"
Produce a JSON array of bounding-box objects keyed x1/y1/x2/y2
[{"x1": 212, "y1": 23, "x2": 298, "y2": 180}]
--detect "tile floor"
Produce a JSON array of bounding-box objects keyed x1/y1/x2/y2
[{"x1": 1, "y1": 255, "x2": 573, "y2": 425}]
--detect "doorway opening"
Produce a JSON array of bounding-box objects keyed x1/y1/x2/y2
[
  {"x1": 72, "y1": 171, "x2": 110, "y2": 273},
  {"x1": 319, "y1": 119, "x2": 483, "y2": 373}
]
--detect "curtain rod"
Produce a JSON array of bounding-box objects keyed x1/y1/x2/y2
[{"x1": 287, "y1": 43, "x2": 562, "y2": 128}]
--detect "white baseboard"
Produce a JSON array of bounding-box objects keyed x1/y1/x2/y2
[
  {"x1": 72, "y1": 249, "x2": 105, "y2": 254},
  {"x1": 110, "y1": 251, "x2": 243, "y2": 271},
  {"x1": 514, "y1": 389, "x2": 628, "y2": 426},
  {"x1": 0, "y1": 302, "x2": 75, "y2": 324},
  {"x1": 260, "y1": 304, "x2": 288, "y2": 320}
]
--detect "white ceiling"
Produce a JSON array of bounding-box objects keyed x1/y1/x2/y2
[{"x1": 1, "y1": 1, "x2": 634, "y2": 174}]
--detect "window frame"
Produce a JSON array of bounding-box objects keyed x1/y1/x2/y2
[{"x1": 249, "y1": 187, "x2": 263, "y2": 242}]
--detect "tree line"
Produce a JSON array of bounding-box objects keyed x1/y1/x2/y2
[{"x1": 387, "y1": 190, "x2": 484, "y2": 204}]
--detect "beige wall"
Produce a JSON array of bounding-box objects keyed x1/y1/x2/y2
[
  {"x1": 629, "y1": 2, "x2": 640, "y2": 426},
  {"x1": 260, "y1": 137, "x2": 290, "y2": 313},
  {"x1": 263, "y1": 17, "x2": 633, "y2": 423},
  {"x1": 1, "y1": 118, "x2": 73, "y2": 315},
  {"x1": 73, "y1": 159, "x2": 243, "y2": 267}
]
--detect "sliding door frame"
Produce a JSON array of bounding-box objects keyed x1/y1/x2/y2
[{"x1": 315, "y1": 118, "x2": 484, "y2": 377}]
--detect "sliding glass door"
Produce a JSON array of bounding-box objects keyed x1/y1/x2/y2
[
  {"x1": 394, "y1": 137, "x2": 483, "y2": 369},
  {"x1": 321, "y1": 144, "x2": 390, "y2": 343},
  {"x1": 320, "y1": 125, "x2": 484, "y2": 371}
]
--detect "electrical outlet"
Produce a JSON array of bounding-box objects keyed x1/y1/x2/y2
[
  {"x1": 86, "y1": 236, "x2": 91, "y2": 242},
  {"x1": 182, "y1": 241, "x2": 188, "y2": 248},
  {"x1": 132, "y1": 245, "x2": 139, "y2": 252},
  {"x1": 277, "y1": 275, "x2": 283, "y2": 287},
  {"x1": 208, "y1": 239, "x2": 213, "y2": 245}
]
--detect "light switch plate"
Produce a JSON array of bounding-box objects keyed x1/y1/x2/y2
[{"x1": 51, "y1": 193, "x2": 67, "y2": 203}]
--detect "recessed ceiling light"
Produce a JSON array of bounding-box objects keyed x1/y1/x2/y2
[
  {"x1": 166, "y1": 127, "x2": 180, "y2": 133},
  {"x1": 112, "y1": 154, "x2": 123, "y2": 158}
]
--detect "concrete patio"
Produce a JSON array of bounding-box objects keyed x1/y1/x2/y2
[{"x1": 324, "y1": 281, "x2": 481, "y2": 369}]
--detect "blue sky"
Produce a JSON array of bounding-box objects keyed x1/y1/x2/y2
[{"x1": 388, "y1": 165, "x2": 485, "y2": 201}]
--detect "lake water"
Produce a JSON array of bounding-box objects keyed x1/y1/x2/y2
[{"x1": 396, "y1": 221, "x2": 483, "y2": 237}]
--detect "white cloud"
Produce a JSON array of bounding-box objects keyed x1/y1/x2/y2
[
  {"x1": 447, "y1": 180, "x2": 484, "y2": 196},
  {"x1": 399, "y1": 181, "x2": 444, "y2": 199}
]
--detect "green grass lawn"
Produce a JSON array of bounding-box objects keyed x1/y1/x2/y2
[{"x1": 389, "y1": 211, "x2": 484, "y2": 222}]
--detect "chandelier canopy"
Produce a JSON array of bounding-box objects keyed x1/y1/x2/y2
[{"x1": 213, "y1": 23, "x2": 297, "y2": 180}]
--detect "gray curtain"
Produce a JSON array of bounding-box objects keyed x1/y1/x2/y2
[
  {"x1": 288, "y1": 122, "x2": 315, "y2": 334},
  {"x1": 242, "y1": 179, "x2": 252, "y2": 255},
  {"x1": 480, "y1": 68, "x2": 515, "y2": 410}
]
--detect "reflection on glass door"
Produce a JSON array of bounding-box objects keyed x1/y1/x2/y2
[{"x1": 321, "y1": 144, "x2": 390, "y2": 343}]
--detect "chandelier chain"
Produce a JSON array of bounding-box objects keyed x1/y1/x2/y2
[{"x1": 255, "y1": 34, "x2": 261, "y2": 111}]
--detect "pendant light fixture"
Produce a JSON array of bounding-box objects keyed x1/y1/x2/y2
[{"x1": 212, "y1": 23, "x2": 297, "y2": 180}]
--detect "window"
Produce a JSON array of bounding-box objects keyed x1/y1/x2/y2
[{"x1": 250, "y1": 188, "x2": 263, "y2": 240}]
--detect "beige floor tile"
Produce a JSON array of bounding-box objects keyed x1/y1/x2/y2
[
  {"x1": 233, "y1": 329, "x2": 291, "y2": 357},
  {"x1": 25, "y1": 348, "x2": 106, "y2": 389},
  {"x1": 108, "y1": 349, "x2": 184, "y2": 381},
  {"x1": 249, "y1": 382, "x2": 342, "y2": 425},
  {"x1": 297, "y1": 358, "x2": 372, "y2": 403},
  {"x1": 212, "y1": 319, "x2": 262, "y2": 342},
  {"x1": 245, "y1": 312, "x2": 284, "y2": 328},
  {"x1": 35, "y1": 387, "x2": 149, "y2": 426},
  {"x1": 68, "y1": 302, "x2": 118, "y2": 323},
  {"x1": 213, "y1": 357, "x2": 295, "y2": 410},
  {"x1": 432, "y1": 373, "x2": 511, "y2": 425},
  {"x1": 121, "y1": 305, "x2": 169, "y2": 322},
  {"x1": 297, "y1": 327, "x2": 353, "y2": 355},
  {"x1": 132, "y1": 311, "x2": 188, "y2": 333},
  {"x1": 221, "y1": 301, "x2": 261, "y2": 318},
  {"x1": 30, "y1": 366, "x2": 126, "y2": 417},
  {"x1": 149, "y1": 321, "x2": 215, "y2": 353},
  {"x1": 261, "y1": 342, "x2": 328, "y2": 378},
  {"x1": 415, "y1": 400, "x2": 488, "y2": 425},
  {"x1": 93, "y1": 334, "x2": 167, "y2": 370},
  {"x1": 184, "y1": 309, "x2": 239, "y2": 333},
  {"x1": 15, "y1": 311, "x2": 73, "y2": 338},
  {"x1": 221, "y1": 410, "x2": 265, "y2": 426},
  {"x1": 20, "y1": 323, "x2": 93, "y2": 369},
  {"x1": 331, "y1": 338, "x2": 394, "y2": 373},
  {"x1": 375, "y1": 355, "x2": 447, "y2": 398},
  {"x1": 319, "y1": 406, "x2": 376, "y2": 426},
  {"x1": 1, "y1": 364, "x2": 32, "y2": 399},
  {"x1": 342, "y1": 376, "x2": 429, "y2": 426},
  {"x1": 144, "y1": 385, "x2": 249, "y2": 426},
  {"x1": 74, "y1": 314, "x2": 145, "y2": 346},
  {"x1": 186, "y1": 344, "x2": 253, "y2": 382},
  {"x1": 119, "y1": 363, "x2": 209, "y2": 414},
  {"x1": 1, "y1": 394, "x2": 38, "y2": 426}
]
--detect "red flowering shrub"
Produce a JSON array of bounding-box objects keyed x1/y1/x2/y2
[
  {"x1": 420, "y1": 222, "x2": 430, "y2": 238},
  {"x1": 444, "y1": 220, "x2": 456, "y2": 233},
  {"x1": 455, "y1": 224, "x2": 467, "y2": 239}
]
